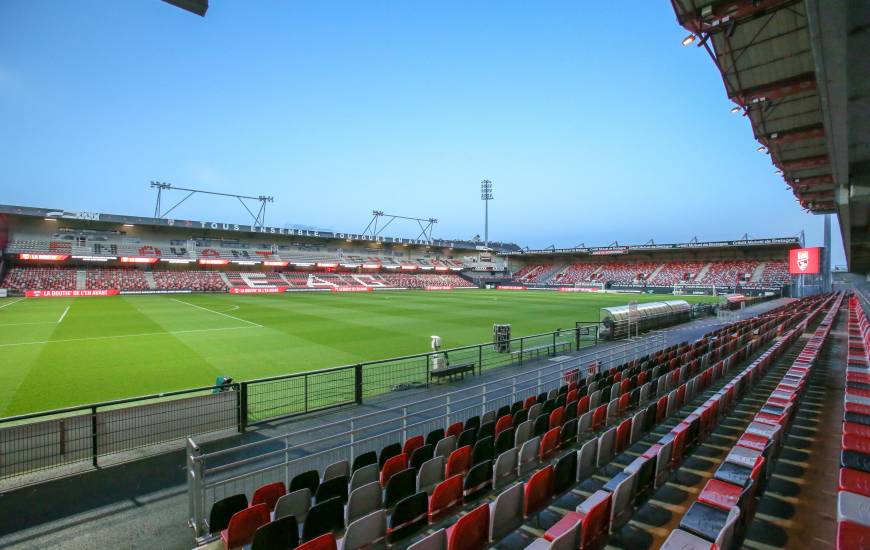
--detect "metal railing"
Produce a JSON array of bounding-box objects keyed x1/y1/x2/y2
[{"x1": 186, "y1": 334, "x2": 664, "y2": 535}]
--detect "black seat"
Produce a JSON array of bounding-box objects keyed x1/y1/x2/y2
[
  {"x1": 463, "y1": 460, "x2": 493, "y2": 501},
  {"x1": 290, "y1": 470, "x2": 320, "y2": 495},
  {"x1": 632, "y1": 456, "x2": 657, "y2": 504},
  {"x1": 473, "y1": 436, "x2": 494, "y2": 465},
  {"x1": 679, "y1": 501, "x2": 732, "y2": 543},
  {"x1": 315, "y1": 475, "x2": 348, "y2": 504},
  {"x1": 208, "y1": 493, "x2": 248, "y2": 534},
  {"x1": 495, "y1": 428, "x2": 514, "y2": 455},
  {"x1": 541, "y1": 399, "x2": 555, "y2": 416},
  {"x1": 564, "y1": 401, "x2": 578, "y2": 422},
  {"x1": 512, "y1": 409, "x2": 528, "y2": 428},
  {"x1": 555, "y1": 394, "x2": 566, "y2": 409},
  {"x1": 478, "y1": 421, "x2": 495, "y2": 440},
  {"x1": 410, "y1": 444, "x2": 434, "y2": 470},
  {"x1": 553, "y1": 451, "x2": 578, "y2": 495},
  {"x1": 352, "y1": 451, "x2": 377, "y2": 473},
  {"x1": 559, "y1": 419, "x2": 577, "y2": 446},
  {"x1": 533, "y1": 414, "x2": 549, "y2": 437},
  {"x1": 497, "y1": 405, "x2": 511, "y2": 419},
  {"x1": 385, "y1": 467, "x2": 417, "y2": 508},
  {"x1": 251, "y1": 515, "x2": 299, "y2": 550},
  {"x1": 301, "y1": 496, "x2": 344, "y2": 542},
  {"x1": 426, "y1": 428, "x2": 445, "y2": 447},
  {"x1": 389, "y1": 492, "x2": 429, "y2": 542},
  {"x1": 465, "y1": 416, "x2": 481, "y2": 431},
  {"x1": 644, "y1": 403, "x2": 657, "y2": 432},
  {"x1": 537, "y1": 392, "x2": 548, "y2": 404},
  {"x1": 458, "y1": 428, "x2": 478, "y2": 448},
  {"x1": 511, "y1": 401, "x2": 524, "y2": 415},
  {"x1": 379, "y1": 442, "x2": 403, "y2": 470}
]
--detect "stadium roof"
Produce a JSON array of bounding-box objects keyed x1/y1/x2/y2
[
  {"x1": 503, "y1": 236, "x2": 800, "y2": 256},
  {"x1": 670, "y1": 0, "x2": 870, "y2": 271}
]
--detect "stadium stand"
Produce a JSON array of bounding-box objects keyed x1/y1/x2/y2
[
  {"x1": 649, "y1": 261, "x2": 706, "y2": 285},
  {"x1": 152, "y1": 271, "x2": 228, "y2": 292},
  {"x1": 86, "y1": 268, "x2": 149, "y2": 291},
  {"x1": 1, "y1": 266, "x2": 77, "y2": 291},
  {"x1": 191, "y1": 294, "x2": 834, "y2": 549}
]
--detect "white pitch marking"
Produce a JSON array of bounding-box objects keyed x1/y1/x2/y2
[
  {"x1": 58, "y1": 305, "x2": 70, "y2": 323},
  {"x1": 0, "y1": 298, "x2": 25, "y2": 311},
  {"x1": 0, "y1": 325, "x2": 259, "y2": 348},
  {"x1": 170, "y1": 298, "x2": 263, "y2": 327},
  {"x1": 0, "y1": 321, "x2": 60, "y2": 328}
]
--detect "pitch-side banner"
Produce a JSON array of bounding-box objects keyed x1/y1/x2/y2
[
  {"x1": 26, "y1": 289, "x2": 119, "y2": 298},
  {"x1": 331, "y1": 286, "x2": 373, "y2": 293},
  {"x1": 424, "y1": 286, "x2": 453, "y2": 291},
  {"x1": 229, "y1": 286, "x2": 288, "y2": 294},
  {"x1": 788, "y1": 247, "x2": 820, "y2": 275}
]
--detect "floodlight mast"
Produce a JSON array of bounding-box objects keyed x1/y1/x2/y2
[
  {"x1": 150, "y1": 181, "x2": 274, "y2": 228},
  {"x1": 481, "y1": 180, "x2": 493, "y2": 247}
]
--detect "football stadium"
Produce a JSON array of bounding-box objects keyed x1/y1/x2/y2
[{"x1": 0, "y1": 1, "x2": 868, "y2": 550}]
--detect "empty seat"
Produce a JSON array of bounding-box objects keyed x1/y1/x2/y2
[
  {"x1": 408, "y1": 529, "x2": 446, "y2": 550},
  {"x1": 291, "y1": 470, "x2": 321, "y2": 496},
  {"x1": 275, "y1": 488, "x2": 312, "y2": 523},
  {"x1": 352, "y1": 451, "x2": 377, "y2": 473},
  {"x1": 411, "y1": 444, "x2": 435, "y2": 471},
  {"x1": 518, "y1": 436, "x2": 541, "y2": 476},
  {"x1": 404, "y1": 435, "x2": 425, "y2": 460},
  {"x1": 379, "y1": 443, "x2": 403, "y2": 470},
  {"x1": 350, "y1": 464, "x2": 379, "y2": 493},
  {"x1": 426, "y1": 428, "x2": 446, "y2": 447},
  {"x1": 490, "y1": 481, "x2": 524, "y2": 541},
  {"x1": 524, "y1": 464, "x2": 554, "y2": 518},
  {"x1": 435, "y1": 435, "x2": 457, "y2": 459},
  {"x1": 221, "y1": 503, "x2": 270, "y2": 550},
  {"x1": 479, "y1": 421, "x2": 496, "y2": 440},
  {"x1": 251, "y1": 515, "x2": 298, "y2": 550},
  {"x1": 302, "y1": 496, "x2": 345, "y2": 542},
  {"x1": 389, "y1": 492, "x2": 429, "y2": 542},
  {"x1": 458, "y1": 428, "x2": 478, "y2": 448},
  {"x1": 429, "y1": 474, "x2": 463, "y2": 521},
  {"x1": 208, "y1": 494, "x2": 248, "y2": 535},
  {"x1": 296, "y1": 533, "x2": 337, "y2": 550},
  {"x1": 553, "y1": 451, "x2": 578, "y2": 495},
  {"x1": 323, "y1": 460, "x2": 349, "y2": 482},
  {"x1": 446, "y1": 445, "x2": 472, "y2": 478},
  {"x1": 576, "y1": 490, "x2": 612, "y2": 550},
  {"x1": 446, "y1": 503, "x2": 490, "y2": 550},
  {"x1": 495, "y1": 428, "x2": 515, "y2": 455},
  {"x1": 576, "y1": 438, "x2": 598, "y2": 481},
  {"x1": 342, "y1": 509, "x2": 387, "y2": 550},
  {"x1": 417, "y1": 455, "x2": 445, "y2": 494},
  {"x1": 464, "y1": 460, "x2": 493, "y2": 500},
  {"x1": 315, "y1": 476, "x2": 348, "y2": 504},
  {"x1": 347, "y1": 481, "x2": 382, "y2": 524},
  {"x1": 493, "y1": 448, "x2": 519, "y2": 489},
  {"x1": 473, "y1": 436, "x2": 495, "y2": 465},
  {"x1": 252, "y1": 481, "x2": 286, "y2": 511},
  {"x1": 539, "y1": 427, "x2": 560, "y2": 460},
  {"x1": 381, "y1": 453, "x2": 409, "y2": 486}
]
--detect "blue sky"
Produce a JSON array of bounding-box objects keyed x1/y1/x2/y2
[{"x1": 0, "y1": 1, "x2": 844, "y2": 263}]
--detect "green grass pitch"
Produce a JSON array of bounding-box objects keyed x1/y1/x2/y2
[{"x1": 0, "y1": 290, "x2": 715, "y2": 416}]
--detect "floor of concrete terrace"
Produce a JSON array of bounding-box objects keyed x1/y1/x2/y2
[{"x1": 0, "y1": 298, "x2": 792, "y2": 550}]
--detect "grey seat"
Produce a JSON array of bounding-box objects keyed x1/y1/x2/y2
[
  {"x1": 434, "y1": 435, "x2": 456, "y2": 459},
  {"x1": 417, "y1": 455, "x2": 445, "y2": 494},
  {"x1": 518, "y1": 436, "x2": 540, "y2": 476},
  {"x1": 274, "y1": 488, "x2": 311, "y2": 523},
  {"x1": 528, "y1": 403, "x2": 544, "y2": 422},
  {"x1": 596, "y1": 427, "x2": 616, "y2": 468},
  {"x1": 324, "y1": 460, "x2": 350, "y2": 482},
  {"x1": 490, "y1": 482, "x2": 524, "y2": 541},
  {"x1": 547, "y1": 514, "x2": 581, "y2": 550},
  {"x1": 341, "y1": 509, "x2": 387, "y2": 550},
  {"x1": 660, "y1": 529, "x2": 719, "y2": 550},
  {"x1": 607, "y1": 469, "x2": 638, "y2": 532},
  {"x1": 350, "y1": 463, "x2": 379, "y2": 493},
  {"x1": 838, "y1": 490, "x2": 870, "y2": 527},
  {"x1": 666, "y1": 389, "x2": 678, "y2": 417},
  {"x1": 407, "y1": 528, "x2": 446, "y2": 550},
  {"x1": 576, "y1": 438, "x2": 598, "y2": 481},
  {"x1": 515, "y1": 419, "x2": 534, "y2": 448},
  {"x1": 346, "y1": 481, "x2": 382, "y2": 524},
  {"x1": 588, "y1": 390, "x2": 601, "y2": 409},
  {"x1": 577, "y1": 411, "x2": 592, "y2": 435},
  {"x1": 630, "y1": 409, "x2": 646, "y2": 445},
  {"x1": 638, "y1": 383, "x2": 650, "y2": 404},
  {"x1": 605, "y1": 399, "x2": 618, "y2": 427},
  {"x1": 482, "y1": 410, "x2": 497, "y2": 426},
  {"x1": 653, "y1": 437, "x2": 674, "y2": 488},
  {"x1": 493, "y1": 448, "x2": 519, "y2": 489}
]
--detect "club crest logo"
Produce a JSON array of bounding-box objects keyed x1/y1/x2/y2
[{"x1": 797, "y1": 250, "x2": 809, "y2": 271}]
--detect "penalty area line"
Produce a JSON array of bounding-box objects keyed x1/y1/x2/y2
[
  {"x1": 170, "y1": 298, "x2": 263, "y2": 328},
  {"x1": 0, "y1": 298, "x2": 25, "y2": 311},
  {"x1": 58, "y1": 305, "x2": 70, "y2": 323}
]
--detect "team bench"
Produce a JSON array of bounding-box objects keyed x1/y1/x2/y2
[
  {"x1": 429, "y1": 362, "x2": 477, "y2": 383},
  {"x1": 511, "y1": 340, "x2": 572, "y2": 362}
]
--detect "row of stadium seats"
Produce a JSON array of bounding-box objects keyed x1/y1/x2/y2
[
  {"x1": 517, "y1": 260, "x2": 790, "y2": 287},
  {"x1": 660, "y1": 291, "x2": 841, "y2": 549},
  {"x1": 0, "y1": 267, "x2": 474, "y2": 292},
  {"x1": 199, "y1": 297, "x2": 819, "y2": 549},
  {"x1": 838, "y1": 293, "x2": 870, "y2": 549}
]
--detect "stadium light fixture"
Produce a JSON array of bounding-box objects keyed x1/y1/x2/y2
[
  {"x1": 756, "y1": 145, "x2": 767, "y2": 153},
  {"x1": 730, "y1": 106, "x2": 741, "y2": 114},
  {"x1": 681, "y1": 34, "x2": 696, "y2": 46},
  {"x1": 481, "y1": 180, "x2": 493, "y2": 248},
  {"x1": 775, "y1": 169, "x2": 783, "y2": 176},
  {"x1": 44, "y1": 217, "x2": 56, "y2": 221},
  {"x1": 123, "y1": 224, "x2": 134, "y2": 227}
]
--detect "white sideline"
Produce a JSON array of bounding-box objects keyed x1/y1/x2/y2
[
  {"x1": 170, "y1": 298, "x2": 263, "y2": 328},
  {"x1": 0, "y1": 325, "x2": 259, "y2": 348},
  {"x1": 0, "y1": 298, "x2": 25, "y2": 311},
  {"x1": 58, "y1": 305, "x2": 70, "y2": 323}
]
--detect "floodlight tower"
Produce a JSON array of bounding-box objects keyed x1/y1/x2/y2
[{"x1": 481, "y1": 179, "x2": 493, "y2": 247}]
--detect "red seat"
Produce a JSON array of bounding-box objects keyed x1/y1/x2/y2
[
  {"x1": 549, "y1": 406, "x2": 565, "y2": 430},
  {"x1": 591, "y1": 405, "x2": 607, "y2": 431},
  {"x1": 615, "y1": 418, "x2": 631, "y2": 453},
  {"x1": 618, "y1": 393, "x2": 630, "y2": 414},
  {"x1": 566, "y1": 389, "x2": 578, "y2": 404},
  {"x1": 495, "y1": 414, "x2": 513, "y2": 436},
  {"x1": 839, "y1": 468, "x2": 870, "y2": 498},
  {"x1": 447, "y1": 422, "x2": 464, "y2": 440},
  {"x1": 577, "y1": 396, "x2": 590, "y2": 416},
  {"x1": 846, "y1": 402, "x2": 870, "y2": 417},
  {"x1": 843, "y1": 433, "x2": 870, "y2": 455},
  {"x1": 524, "y1": 396, "x2": 537, "y2": 409},
  {"x1": 251, "y1": 481, "x2": 286, "y2": 511},
  {"x1": 429, "y1": 474, "x2": 463, "y2": 521},
  {"x1": 381, "y1": 453, "x2": 408, "y2": 486},
  {"x1": 220, "y1": 503, "x2": 270, "y2": 549},
  {"x1": 737, "y1": 433, "x2": 770, "y2": 453},
  {"x1": 577, "y1": 490, "x2": 612, "y2": 550},
  {"x1": 844, "y1": 422, "x2": 870, "y2": 440},
  {"x1": 446, "y1": 445, "x2": 472, "y2": 478},
  {"x1": 403, "y1": 435, "x2": 424, "y2": 460},
  {"x1": 446, "y1": 503, "x2": 490, "y2": 550},
  {"x1": 296, "y1": 533, "x2": 337, "y2": 550},
  {"x1": 837, "y1": 520, "x2": 870, "y2": 550},
  {"x1": 543, "y1": 511, "x2": 583, "y2": 542},
  {"x1": 539, "y1": 427, "x2": 560, "y2": 460},
  {"x1": 698, "y1": 478, "x2": 743, "y2": 510},
  {"x1": 656, "y1": 396, "x2": 668, "y2": 423},
  {"x1": 524, "y1": 464, "x2": 554, "y2": 517}
]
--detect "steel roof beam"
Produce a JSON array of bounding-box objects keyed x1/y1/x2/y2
[
  {"x1": 676, "y1": 0, "x2": 802, "y2": 34},
  {"x1": 762, "y1": 123, "x2": 826, "y2": 145},
  {"x1": 779, "y1": 154, "x2": 829, "y2": 171},
  {"x1": 732, "y1": 72, "x2": 817, "y2": 106}
]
